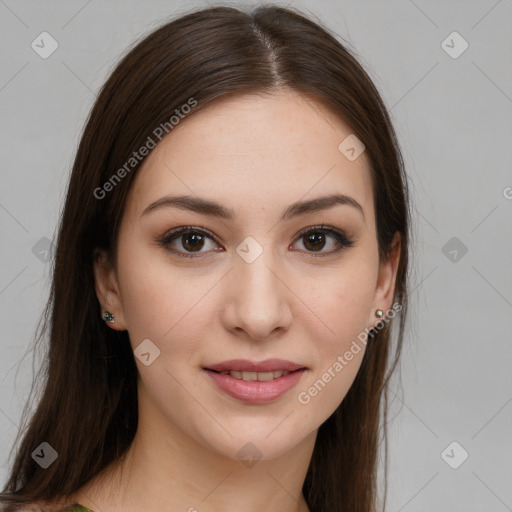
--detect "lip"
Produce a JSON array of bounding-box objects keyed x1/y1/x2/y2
[
  {"x1": 203, "y1": 367, "x2": 306, "y2": 404},
  {"x1": 204, "y1": 358, "x2": 306, "y2": 373}
]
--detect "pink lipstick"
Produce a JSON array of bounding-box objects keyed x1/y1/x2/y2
[{"x1": 203, "y1": 359, "x2": 307, "y2": 404}]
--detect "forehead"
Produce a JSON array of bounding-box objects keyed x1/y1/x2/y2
[{"x1": 125, "y1": 89, "x2": 373, "y2": 221}]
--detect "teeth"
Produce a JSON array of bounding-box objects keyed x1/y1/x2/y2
[
  {"x1": 257, "y1": 371, "x2": 275, "y2": 381},
  {"x1": 218, "y1": 370, "x2": 291, "y2": 380}
]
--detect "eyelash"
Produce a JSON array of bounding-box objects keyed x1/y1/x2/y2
[{"x1": 156, "y1": 224, "x2": 355, "y2": 260}]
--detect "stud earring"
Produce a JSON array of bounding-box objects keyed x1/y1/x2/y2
[
  {"x1": 375, "y1": 309, "x2": 383, "y2": 318},
  {"x1": 103, "y1": 311, "x2": 115, "y2": 324}
]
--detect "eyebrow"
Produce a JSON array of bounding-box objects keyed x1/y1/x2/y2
[{"x1": 141, "y1": 193, "x2": 365, "y2": 223}]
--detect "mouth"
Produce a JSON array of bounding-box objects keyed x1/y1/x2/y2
[
  {"x1": 202, "y1": 359, "x2": 307, "y2": 403},
  {"x1": 203, "y1": 358, "x2": 306, "y2": 373},
  {"x1": 206, "y1": 368, "x2": 303, "y2": 381}
]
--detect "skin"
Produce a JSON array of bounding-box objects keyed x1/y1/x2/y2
[{"x1": 65, "y1": 88, "x2": 400, "y2": 512}]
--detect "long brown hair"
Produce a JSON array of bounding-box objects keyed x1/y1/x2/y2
[{"x1": 0, "y1": 4, "x2": 411, "y2": 511}]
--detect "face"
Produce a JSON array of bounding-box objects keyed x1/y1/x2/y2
[{"x1": 94, "y1": 89, "x2": 399, "y2": 462}]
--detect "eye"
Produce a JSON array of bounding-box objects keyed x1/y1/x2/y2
[
  {"x1": 291, "y1": 225, "x2": 355, "y2": 257},
  {"x1": 157, "y1": 224, "x2": 355, "y2": 259},
  {"x1": 157, "y1": 226, "x2": 221, "y2": 259}
]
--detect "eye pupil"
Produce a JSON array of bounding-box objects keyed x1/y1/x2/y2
[
  {"x1": 182, "y1": 233, "x2": 204, "y2": 251},
  {"x1": 304, "y1": 232, "x2": 325, "y2": 251}
]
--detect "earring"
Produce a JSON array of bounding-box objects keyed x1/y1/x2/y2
[
  {"x1": 103, "y1": 311, "x2": 115, "y2": 324},
  {"x1": 375, "y1": 309, "x2": 383, "y2": 318}
]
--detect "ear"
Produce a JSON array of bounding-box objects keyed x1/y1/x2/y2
[
  {"x1": 369, "y1": 231, "x2": 401, "y2": 328},
  {"x1": 93, "y1": 248, "x2": 127, "y2": 331}
]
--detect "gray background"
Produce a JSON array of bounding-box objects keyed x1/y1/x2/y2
[{"x1": 1, "y1": 1, "x2": 511, "y2": 510}]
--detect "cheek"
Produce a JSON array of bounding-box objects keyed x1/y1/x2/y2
[
  {"x1": 307, "y1": 259, "x2": 376, "y2": 350},
  {"x1": 294, "y1": 258, "x2": 376, "y2": 413},
  {"x1": 116, "y1": 242, "x2": 217, "y2": 357}
]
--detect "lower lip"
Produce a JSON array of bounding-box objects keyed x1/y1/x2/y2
[{"x1": 203, "y1": 368, "x2": 306, "y2": 404}]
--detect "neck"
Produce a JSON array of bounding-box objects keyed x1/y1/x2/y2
[{"x1": 74, "y1": 391, "x2": 316, "y2": 512}]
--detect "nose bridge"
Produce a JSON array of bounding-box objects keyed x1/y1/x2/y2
[{"x1": 223, "y1": 236, "x2": 291, "y2": 338}]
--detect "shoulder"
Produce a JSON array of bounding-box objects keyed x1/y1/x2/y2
[{"x1": 50, "y1": 504, "x2": 95, "y2": 512}]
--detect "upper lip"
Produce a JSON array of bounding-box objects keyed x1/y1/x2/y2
[{"x1": 204, "y1": 359, "x2": 306, "y2": 372}]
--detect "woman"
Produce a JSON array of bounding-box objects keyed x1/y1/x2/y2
[{"x1": 0, "y1": 4, "x2": 410, "y2": 512}]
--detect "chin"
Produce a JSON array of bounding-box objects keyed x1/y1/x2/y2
[{"x1": 193, "y1": 418, "x2": 312, "y2": 463}]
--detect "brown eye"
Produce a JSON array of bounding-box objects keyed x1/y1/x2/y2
[
  {"x1": 181, "y1": 232, "x2": 206, "y2": 252},
  {"x1": 292, "y1": 226, "x2": 355, "y2": 256},
  {"x1": 303, "y1": 231, "x2": 327, "y2": 251},
  {"x1": 157, "y1": 224, "x2": 355, "y2": 260},
  {"x1": 158, "y1": 227, "x2": 220, "y2": 258}
]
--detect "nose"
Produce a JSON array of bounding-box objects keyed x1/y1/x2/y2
[{"x1": 220, "y1": 249, "x2": 293, "y2": 342}]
